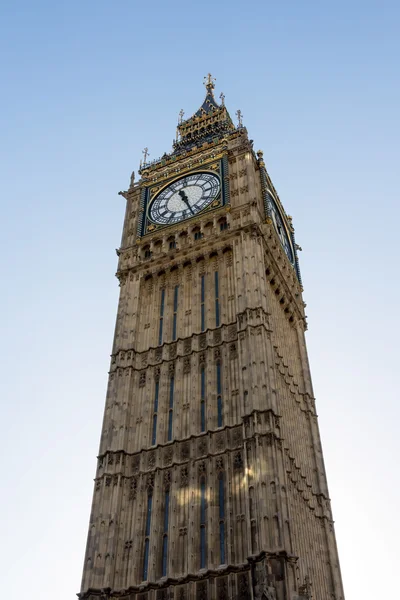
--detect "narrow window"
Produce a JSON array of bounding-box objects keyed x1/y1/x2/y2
[
  {"x1": 159, "y1": 288, "x2": 165, "y2": 345},
  {"x1": 220, "y1": 220, "x2": 228, "y2": 231},
  {"x1": 161, "y1": 489, "x2": 170, "y2": 576},
  {"x1": 194, "y1": 230, "x2": 203, "y2": 241},
  {"x1": 214, "y1": 271, "x2": 220, "y2": 327},
  {"x1": 168, "y1": 376, "x2": 174, "y2": 441},
  {"x1": 172, "y1": 285, "x2": 179, "y2": 341},
  {"x1": 200, "y1": 366, "x2": 206, "y2": 432},
  {"x1": 169, "y1": 239, "x2": 176, "y2": 250},
  {"x1": 217, "y1": 362, "x2": 223, "y2": 427},
  {"x1": 200, "y1": 478, "x2": 206, "y2": 568},
  {"x1": 151, "y1": 381, "x2": 159, "y2": 445},
  {"x1": 200, "y1": 274, "x2": 205, "y2": 332},
  {"x1": 218, "y1": 473, "x2": 226, "y2": 564},
  {"x1": 143, "y1": 493, "x2": 153, "y2": 580}
]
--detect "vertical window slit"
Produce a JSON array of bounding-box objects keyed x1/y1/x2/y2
[
  {"x1": 143, "y1": 493, "x2": 152, "y2": 580},
  {"x1": 172, "y1": 285, "x2": 179, "y2": 341},
  {"x1": 200, "y1": 274, "x2": 205, "y2": 331},
  {"x1": 151, "y1": 381, "x2": 159, "y2": 446},
  {"x1": 218, "y1": 473, "x2": 226, "y2": 564},
  {"x1": 161, "y1": 489, "x2": 169, "y2": 577},
  {"x1": 214, "y1": 271, "x2": 220, "y2": 327},
  {"x1": 200, "y1": 478, "x2": 206, "y2": 569},
  {"x1": 217, "y1": 362, "x2": 223, "y2": 427},
  {"x1": 168, "y1": 376, "x2": 174, "y2": 441},
  {"x1": 159, "y1": 288, "x2": 165, "y2": 345},
  {"x1": 200, "y1": 366, "x2": 206, "y2": 432}
]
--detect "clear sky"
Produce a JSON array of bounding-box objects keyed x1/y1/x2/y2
[{"x1": 1, "y1": 1, "x2": 399, "y2": 599}]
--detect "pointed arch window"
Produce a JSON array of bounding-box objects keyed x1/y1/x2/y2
[
  {"x1": 161, "y1": 489, "x2": 170, "y2": 577},
  {"x1": 218, "y1": 472, "x2": 226, "y2": 564},
  {"x1": 200, "y1": 365, "x2": 206, "y2": 432},
  {"x1": 143, "y1": 493, "x2": 153, "y2": 580},
  {"x1": 216, "y1": 362, "x2": 223, "y2": 427},
  {"x1": 159, "y1": 288, "x2": 165, "y2": 345},
  {"x1": 214, "y1": 271, "x2": 220, "y2": 327},
  {"x1": 200, "y1": 274, "x2": 205, "y2": 332},
  {"x1": 172, "y1": 285, "x2": 179, "y2": 341},
  {"x1": 151, "y1": 381, "x2": 159, "y2": 446},
  {"x1": 200, "y1": 477, "x2": 207, "y2": 569},
  {"x1": 168, "y1": 376, "x2": 174, "y2": 441}
]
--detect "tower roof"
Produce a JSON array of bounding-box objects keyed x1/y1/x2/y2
[{"x1": 173, "y1": 74, "x2": 235, "y2": 153}]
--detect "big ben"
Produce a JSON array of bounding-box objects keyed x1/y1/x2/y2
[{"x1": 79, "y1": 75, "x2": 345, "y2": 600}]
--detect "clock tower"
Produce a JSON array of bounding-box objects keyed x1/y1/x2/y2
[{"x1": 79, "y1": 76, "x2": 345, "y2": 600}]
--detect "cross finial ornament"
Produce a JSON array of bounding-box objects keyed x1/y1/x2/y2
[
  {"x1": 236, "y1": 110, "x2": 243, "y2": 127},
  {"x1": 178, "y1": 109, "x2": 185, "y2": 124},
  {"x1": 142, "y1": 147, "x2": 150, "y2": 164},
  {"x1": 219, "y1": 92, "x2": 225, "y2": 106},
  {"x1": 204, "y1": 73, "x2": 216, "y2": 91}
]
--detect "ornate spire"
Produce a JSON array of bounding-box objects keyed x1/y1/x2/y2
[
  {"x1": 203, "y1": 73, "x2": 216, "y2": 92},
  {"x1": 173, "y1": 74, "x2": 235, "y2": 152}
]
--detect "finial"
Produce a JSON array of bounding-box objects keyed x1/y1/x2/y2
[
  {"x1": 204, "y1": 73, "x2": 216, "y2": 92},
  {"x1": 219, "y1": 92, "x2": 225, "y2": 106},
  {"x1": 236, "y1": 109, "x2": 243, "y2": 127},
  {"x1": 142, "y1": 147, "x2": 150, "y2": 164},
  {"x1": 257, "y1": 150, "x2": 263, "y2": 159},
  {"x1": 130, "y1": 171, "x2": 135, "y2": 187},
  {"x1": 178, "y1": 109, "x2": 185, "y2": 124}
]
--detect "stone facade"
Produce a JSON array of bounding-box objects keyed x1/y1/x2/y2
[{"x1": 79, "y1": 82, "x2": 345, "y2": 600}]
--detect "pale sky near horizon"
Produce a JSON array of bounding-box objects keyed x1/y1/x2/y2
[{"x1": 1, "y1": 2, "x2": 399, "y2": 599}]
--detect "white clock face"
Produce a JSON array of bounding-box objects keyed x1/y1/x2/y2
[
  {"x1": 269, "y1": 195, "x2": 294, "y2": 264},
  {"x1": 148, "y1": 172, "x2": 221, "y2": 225}
]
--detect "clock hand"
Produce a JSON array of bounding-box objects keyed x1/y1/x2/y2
[{"x1": 178, "y1": 190, "x2": 194, "y2": 214}]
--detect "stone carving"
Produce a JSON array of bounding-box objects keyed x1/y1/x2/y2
[
  {"x1": 148, "y1": 451, "x2": 156, "y2": 468},
  {"x1": 200, "y1": 334, "x2": 207, "y2": 349},
  {"x1": 214, "y1": 348, "x2": 221, "y2": 360},
  {"x1": 183, "y1": 357, "x2": 191, "y2": 374},
  {"x1": 181, "y1": 443, "x2": 190, "y2": 460},
  {"x1": 164, "y1": 447, "x2": 173, "y2": 465},
  {"x1": 231, "y1": 427, "x2": 242, "y2": 448},
  {"x1": 198, "y1": 438, "x2": 207, "y2": 456},
  {"x1": 169, "y1": 362, "x2": 175, "y2": 375},
  {"x1": 129, "y1": 477, "x2": 137, "y2": 500},
  {"x1": 215, "y1": 432, "x2": 225, "y2": 451},
  {"x1": 227, "y1": 324, "x2": 237, "y2": 340},
  {"x1": 155, "y1": 348, "x2": 163, "y2": 362},
  {"x1": 131, "y1": 455, "x2": 140, "y2": 473},
  {"x1": 199, "y1": 352, "x2": 206, "y2": 365},
  {"x1": 147, "y1": 472, "x2": 155, "y2": 490},
  {"x1": 216, "y1": 577, "x2": 228, "y2": 600},
  {"x1": 198, "y1": 461, "x2": 206, "y2": 476},
  {"x1": 164, "y1": 470, "x2": 171, "y2": 488},
  {"x1": 169, "y1": 343, "x2": 177, "y2": 359},
  {"x1": 184, "y1": 338, "x2": 192, "y2": 353},
  {"x1": 230, "y1": 343, "x2": 237, "y2": 359},
  {"x1": 139, "y1": 371, "x2": 146, "y2": 387},
  {"x1": 216, "y1": 456, "x2": 224, "y2": 471},
  {"x1": 141, "y1": 352, "x2": 148, "y2": 367},
  {"x1": 196, "y1": 581, "x2": 207, "y2": 600},
  {"x1": 214, "y1": 329, "x2": 221, "y2": 343},
  {"x1": 234, "y1": 452, "x2": 243, "y2": 470},
  {"x1": 180, "y1": 466, "x2": 189, "y2": 487}
]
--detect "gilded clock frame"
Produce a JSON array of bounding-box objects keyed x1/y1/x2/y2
[{"x1": 138, "y1": 157, "x2": 229, "y2": 237}]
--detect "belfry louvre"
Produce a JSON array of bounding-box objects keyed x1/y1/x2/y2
[{"x1": 79, "y1": 76, "x2": 345, "y2": 600}]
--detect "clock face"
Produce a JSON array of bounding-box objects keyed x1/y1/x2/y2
[
  {"x1": 269, "y1": 196, "x2": 294, "y2": 264},
  {"x1": 148, "y1": 172, "x2": 221, "y2": 225}
]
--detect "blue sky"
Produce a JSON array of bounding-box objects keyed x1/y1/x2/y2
[{"x1": 1, "y1": 2, "x2": 399, "y2": 599}]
